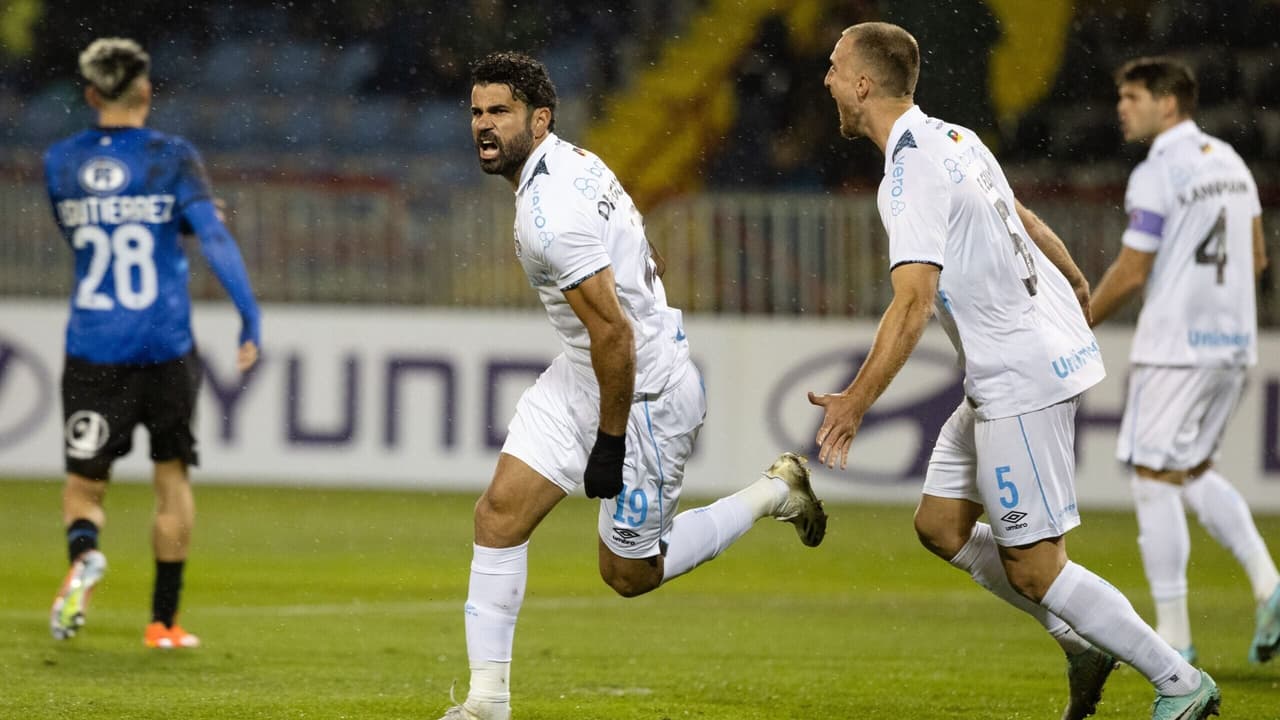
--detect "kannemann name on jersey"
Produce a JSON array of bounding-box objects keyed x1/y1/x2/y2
[
  {"x1": 1123, "y1": 119, "x2": 1261, "y2": 367},
  {"x1": 512, "y1": 134, "x2": 689, "y2": 396},
  {"x1": 876, "y1": 106, "x2": 1105, "y2": 419}
]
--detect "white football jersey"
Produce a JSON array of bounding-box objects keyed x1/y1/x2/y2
[
  {"x1": 878, "y1": 106, "x2": 1105, "y2": 420},
  {"x1": 512, "y1": 133, "x2": 689, "y2": 395},
  {"x1": 1123, "y1": 120, "x2": 1261, "y2": 367}
]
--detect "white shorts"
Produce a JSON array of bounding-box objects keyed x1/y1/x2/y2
[
  {"x1": 501, "y1": 354, "x2": 706, "y2": 559},
  {"x1": 922, "y1": 398, "x2": 1082, "y2": 547},
  {"x1": 1117, "y1": 365, "x2": 1245, "y2": 471}
]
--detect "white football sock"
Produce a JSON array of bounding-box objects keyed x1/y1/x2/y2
[
  {"x1": 949, "y1": 523, "x2": 1090, "y2": 655},
  {"x1": 1132, "y1": 475, "x2": 1192, "y2": 650},
  {"x1": 738, "y1": 474, "x2": 790, "y2": 518},
  {"x1": 1041, "y1": 561, "x2": 1199, "y2": 696},
  {"x1": 661, "y1": 477, "x2": 784, "y2": 583},
  {"x1": 464, "y1": 542, "x2": 528, "y2": 704},
  {"x1": 1183, "y1": 469, "x2": 1280, "y2": 603}
]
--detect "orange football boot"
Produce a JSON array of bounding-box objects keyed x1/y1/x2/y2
[{"x1": 144, "y1": 621, "x2": 201, "y2": 649}]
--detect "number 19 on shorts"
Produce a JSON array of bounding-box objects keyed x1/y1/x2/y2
[{"x1": 612, "y1": 484, "x2": 649, "y2": 527}]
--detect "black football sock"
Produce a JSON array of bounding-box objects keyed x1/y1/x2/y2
[
  {"x1": 152, "y1": 560, "x2": 185, "y2": 628},
  {"x1": 66, "y1": 519, "x2": 99, "y2": 564}
]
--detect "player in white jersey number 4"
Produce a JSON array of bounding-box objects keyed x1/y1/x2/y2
[
  {"x1": 812, "y1": 23, "x2": 1218, "y2": 720},
  {"x1": 435, "y1": 51, "x2": 827, "y2": 720},
  {"x1": 1091, "y1": 56, "x2": 1280, "y2": 668}
]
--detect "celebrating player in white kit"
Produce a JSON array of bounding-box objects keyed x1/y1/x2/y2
[
  {"x1": 1091, "y1": 56, "x2": 1280, "y2": 666},
  {"x1": 437, "y1": 51, "x2": 827, "y2": 720},
  {"x1": 810, "y1": 23, "x2": 1220, "y2": 720}
]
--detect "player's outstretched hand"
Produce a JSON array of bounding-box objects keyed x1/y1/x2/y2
[
  {"x1": 584, "y1": 429, "x2": 626, "y2": 499},
  {"x1": 237, "y1": 340, "x2": 259, "y2": 373},
  {"x1": 807, "y1": 391, "x2": 864, "y2": 470}
]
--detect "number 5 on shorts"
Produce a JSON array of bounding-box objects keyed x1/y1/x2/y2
[{"x1": 995, "y1": 465, "x2": 1019, "y2": 509}]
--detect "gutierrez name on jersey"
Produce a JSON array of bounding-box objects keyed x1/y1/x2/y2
[{"x1": 57, "y1": 194, "x2": 176, "y2": 227}]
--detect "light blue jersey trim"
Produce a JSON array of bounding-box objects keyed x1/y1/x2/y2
[
  {"x1": 1017, "y1": 415, "x2": 1062, "y2": 536},
  {"x1": 643, "y1": 400, "x2": 666, "y2": 528}
]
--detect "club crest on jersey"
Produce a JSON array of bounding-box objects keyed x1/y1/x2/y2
[
  {"x1": 946, "y1": 129, "x2": 963, "y2": 143},
  {"x1": 78, "y1": 157, "x2": 130, "y2": 195}
]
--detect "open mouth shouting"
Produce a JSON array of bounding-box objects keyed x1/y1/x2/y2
[{"x1": 477, "y1": 133, "x2": 501, "y2": 162}]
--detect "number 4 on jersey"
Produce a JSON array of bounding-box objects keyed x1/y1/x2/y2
[{"x1": 1194, "y1": 207, "x2": 1227, "y2": 285}]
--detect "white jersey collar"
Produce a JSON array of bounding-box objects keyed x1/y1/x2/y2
[
  {"x1": 883, "y1": 105, "x2": 926, "y2": 172},
  {"x1": 515, "y1": 132, "x2": 558, "y2": 195},
  {"x1": 1149, "y1": 119, "x2": 1199, "y2": 157}
]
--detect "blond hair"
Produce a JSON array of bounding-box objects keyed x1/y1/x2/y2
[{"x1": 79, "y1": 38, "x2": 150, "y2": 101}]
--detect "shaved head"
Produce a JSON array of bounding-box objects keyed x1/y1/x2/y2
[{"x1": 841, "y1": 22, "x2": 920, "y2": 98}]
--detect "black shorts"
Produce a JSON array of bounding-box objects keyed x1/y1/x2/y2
[{"x1": 61, "y1": 351, "x2": 202, "y2": 480}]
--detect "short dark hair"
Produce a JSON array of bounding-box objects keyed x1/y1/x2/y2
[
  {"x1": 844, "y1": 22, "x2": 919, "y2": 98},
  {"x1": 470, "y1": 51, "x2": 558, "y2": 131},
  {"x1": 1115, "y1": 56, "x2": 1198, "y2": 117}
]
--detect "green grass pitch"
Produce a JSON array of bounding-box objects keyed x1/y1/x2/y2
[{"x1": 1, "y1": 479, "x2": 1277, "y2": 719}]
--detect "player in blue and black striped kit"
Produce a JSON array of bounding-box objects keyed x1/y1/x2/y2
[{"x1": 44, "y1": 37, "x2": 261, "y2": 649}]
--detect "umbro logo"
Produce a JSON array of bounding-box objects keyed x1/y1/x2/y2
[
  {"x1": 1000, "y1": 510, "x2": 1028, "y2": 531},
  {"x1": 611, "y1": 528, "x2": 641, "y2": 546}
]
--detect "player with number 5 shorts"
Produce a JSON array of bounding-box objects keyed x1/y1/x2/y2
[
  {"x1": 43, "y1": 38, "x2": 260, "y2": 650},
  {"x1": 811, "y1": 23, "x2": 1219, "y2": 720}
]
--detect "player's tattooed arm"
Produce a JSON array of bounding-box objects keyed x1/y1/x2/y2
[
  {"x1": 564, "y1": 266, "x2": 635, "y2": 436},
  {"x1": 565, "y1": 266, "x2": 635, "y2": 498},
  {"x1": 1015, "y1": 201, "x2": 1092, "y2": 323}
]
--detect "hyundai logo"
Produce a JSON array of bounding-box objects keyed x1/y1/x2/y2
[
  {"x1": 766, "y1": 346, "x2": 963, "y2": 484},
  {"x1": 0, "y1": 335, "x2": 54, "y2": 450}
]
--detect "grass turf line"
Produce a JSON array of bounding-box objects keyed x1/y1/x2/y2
[{"x1": 1, "y1": 479, "x2": 1277, "y2": 719}]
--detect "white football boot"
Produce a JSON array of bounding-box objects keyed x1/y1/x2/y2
[
  {"x1": 50, "y1": 549, "x2": 108, "y2": 640},
  {"x1": 765, "y1": 452, "x2": 827, "y2": 547},
  {"x1": 437, "y1": 701, "x2": 510, "y2": 720}
]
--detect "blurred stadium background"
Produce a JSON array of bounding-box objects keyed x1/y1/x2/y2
[
  {"x1": 3, "y1": 0, "x2": 1279, "y2": 315},
  {"x1": 2, "y1": 1, "x2": 1280, "y2": 718}
]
